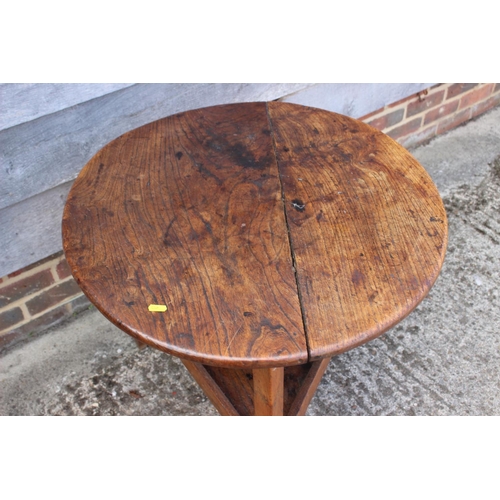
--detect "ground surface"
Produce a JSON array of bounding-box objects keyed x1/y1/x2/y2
[{"x1": 1, "y1": 106, "x2": 499, "y2": 416}]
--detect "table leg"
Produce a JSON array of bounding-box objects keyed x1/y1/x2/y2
[
  {"x1": 181, "y1": 360, "x2": 239, "y2": 416},
  {"x1": 253, "y1": 367, "x2": 284, "y2": 416},
  {"x1": 181, "y1": 357, "x2": 332, "y2": 416},
  {"x1": 286, "y1": 357, "x2": 331, "y2": 416}
]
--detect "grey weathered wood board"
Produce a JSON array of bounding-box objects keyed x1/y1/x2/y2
[
  {"x1": 0, "y1": 181, "x2": 73, "y2": 273},
  {"x1": 1, "y1": 83, "x2": 313, "y2": 211},
  {"x1": 281, "y1": 83, "x2": 433, "y2": 117},
  {"x1": 0, "y1": 83, "x2": 135, "y2": 131}
]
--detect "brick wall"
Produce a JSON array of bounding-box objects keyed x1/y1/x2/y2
[
  {"x1": 359, "y1": 83, "x2": 500, "y2": 149},
  {"x1": 1, "y1": 82, "x2": 499, "y2": 353},
  {"x1": 0, "y1": 252, "x2": 90, "y2": 351}
]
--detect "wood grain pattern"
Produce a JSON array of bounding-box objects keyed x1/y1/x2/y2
[
  {"x1": 1, "y1": 84, "x2": 312, "y2": 277},
  {"x1": 1, "y1": 84, "x2": 312, "y2": 211},
  {"x1": 253, "y1": 367, "x2": 284, "y2": 416},
  {"x1": 0, "y1": 83, "x2": 134, "y2": 131},
  {"x1": 285, "y1": 357, "x2": 331, "y2": 416},
  {"x1": 181, "y1": 360, "x2": 239, "y2": 416},
  {"x1": 63, "y1": 102, "x2": 307, "y2": 368},
  {"x1": 0, "y1": 181, "x2": 73, "y2": 274},
  {"x1": 203, "y1": 365, "x2": 254, "y2": 415},
  {"x1": 267, "y1": 101, "x2": 448, "y2": 359},
  {"x1": 3, "y1": 83, "x2": 433, "y2": 278},
  {"x1": 63, "y1": 101, "x2": 448, "y2": 373},
  {"x1": 182, "y1": 360, "x2": 331, "y2": 415}
]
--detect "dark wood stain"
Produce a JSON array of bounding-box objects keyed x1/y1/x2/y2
[
  {"x1": 63, "y1": 101, "x2": 448, "y2": 370},
  {"x1": 267, "y1": 101, "x2": 447, "y2": 360},
  {"x1": 63, "y1": 102, "x2": 307, "y2": 368}
]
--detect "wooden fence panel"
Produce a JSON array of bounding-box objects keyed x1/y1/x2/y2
[
  {"x1": 0, "y1": 83, "x2": 134, "y2": 131},
  {"x1": 0, "y1": 181, "x2": 73, "y2": 274}
]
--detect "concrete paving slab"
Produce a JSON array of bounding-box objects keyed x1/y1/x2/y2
[
  {"x1": 1, "y1": 106, "x2": 500, "y2": 416},
  {"x1": 412, "y1": 105, "x2": 500, "y2": 196}
]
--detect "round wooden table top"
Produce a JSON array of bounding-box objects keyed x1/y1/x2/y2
[{"x1": 62, "y1": 102, "x2": 447, "y2": 368}]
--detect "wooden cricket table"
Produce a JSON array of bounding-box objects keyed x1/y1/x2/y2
[{"x1": 62, "y1": 102, "x2": 447, "y2": 416}]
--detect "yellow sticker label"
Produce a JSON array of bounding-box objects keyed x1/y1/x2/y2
[{"x1": 148, "y1": 304, "x2": 167, "y2": 312}]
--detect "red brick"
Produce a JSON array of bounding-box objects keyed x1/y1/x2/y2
[
  {"x1": 20, "y1": 303, "x2": 68, "y2": 331},
  {"x1": 0, "y1": 269, "x2": 54, "y2": 308},
  {"x1": 6, "y1": 251, "x2": 63, "y2": 279},
  {"x1": 387, "y1": 92, "x2": 415, "y2": 109},
  {"x1": 0, "y1": 304, "x2": 68, "y2": 353},
  {"x1": 406, "y1": 90, "x2": 445, "y2": 118},
  {"x1": 25, "y1": 279, "x2": 82, "y2": 316},
  {"x1": 69, "y1": 294, "x2": 91, "y2": 313},
  {"x1": 398, "y1": 124, "x2": 438, "y2": 150},
  {"x1": 424, "y1": 100, "x2": 460, "y2": 125},
  {"x1": 0, "y1": 331, "x2": 23, "y2": 353},
  {"x1": 446, "y1": 83, "x2": 478, "y2": 100},
  {"x1": 7, "y1": 270, "x2": 23, "y2": 279},
  {"x1": 437, "y1": 108, "x2": 472, "y2": 135},
  {"x1": 470, "y1": 93, "x2": 500, "y2": 118},
  {"x1": 386, "y1": 117, "x2": 422, "y2": 140},
  {"x1": 0, "y1": 307, "x2": 24, "y2": 332},
  {"x1": 358, "y1": 106, "x2": 385, "y2": 121},
  {"x1": 56, "y1": 259, "x2": 72, "y2": 280},
  {"x1": 459, "y1": 84, "x2": 495, "y2": 110},
  {"x1": 367, "y1": 109, "x2": 404, "y2": 131},
  {"x1": 375, "y1": 85, "x2": 441, "y2": 114}
]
